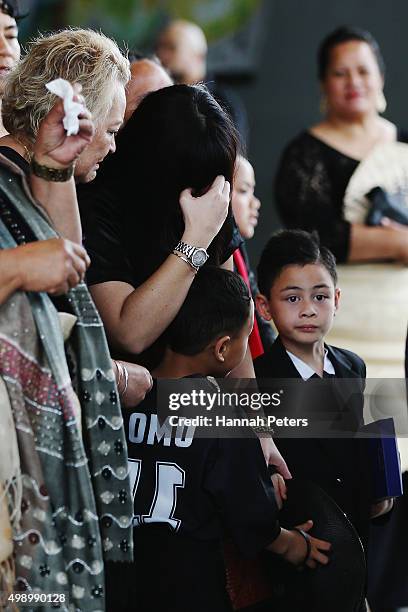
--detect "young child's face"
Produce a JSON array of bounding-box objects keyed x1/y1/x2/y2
[
  {"x1": 231, "y1": 157, "x2": 260, "y2": 240},
  {"x1": 259, "y1": 263, "x2": 340, "y2": 351}
]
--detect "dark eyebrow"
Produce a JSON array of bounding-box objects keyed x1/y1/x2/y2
[
  {"x1": 280, "y1": 285, "x2": 303, "y2": 292},
  {"x1": 280, "y1": 283, "x2": 331, "y2": 293},
  {"x1": 5, "y1": 25, "x2": 18, "y2": 31}
]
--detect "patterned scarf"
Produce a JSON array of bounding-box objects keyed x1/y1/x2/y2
[{"x1": 0, "y1": 156, "x2": 133, "y2": 611}]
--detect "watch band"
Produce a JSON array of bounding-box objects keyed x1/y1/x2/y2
[
  {"x1": 174, "y1": 241, "x2": 196, "y2": 258},
  {"x1": 173, "y1": 240, "x2": 209, "y2": 270},
  {"x1": 30, "y1": 158, "x2": 74, "y2": 182},
  {"x1": 172, "y1": 250, "x2": 198, "y2": 273}
]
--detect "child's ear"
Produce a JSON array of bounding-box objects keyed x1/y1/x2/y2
[
  {"x1": 214, "y1": 335, "x2": 231, "y2": 362},
  {"x1": 334, "y1": 287, "x2": 341, "y2": 313},
  {"x1": 255, "y1": 294, "x2": 272, "y2": 321}
]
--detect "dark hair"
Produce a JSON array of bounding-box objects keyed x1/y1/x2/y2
[
  {"x1": 165, "y1": 267, "x2": 251, "y2": 355},
  {"x1": 96, "y1": 84, "x2": 239, "y2": 275},
  {"x1": 0, "y1": 0, "x2": 28, "y2": 19},
  {"x1": 318, "y1": 26, "x2": 385, "y2": 81},
  {"x1": 257, "y1": 230, "x2": 337, "y2": 296}
]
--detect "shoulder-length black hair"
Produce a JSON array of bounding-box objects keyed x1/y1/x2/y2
[{"x1": 97, "y1": 84, "x2": 239, "y2": 274}]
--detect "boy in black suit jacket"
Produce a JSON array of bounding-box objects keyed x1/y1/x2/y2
[{"x1": 254, "y1": 230, "x2": 390, "y2": 552}]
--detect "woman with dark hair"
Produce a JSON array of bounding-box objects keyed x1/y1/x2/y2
[
  {"x1": 274, "y1": 25, "x2": 408, "y2": 378},
  {"x1": 79, "y1": 84, "x2": 236, "y2": 362},
  {"x1": 275, "y1": 25, "x2": 408, "y2": 264},
  {"x1": 79, "y1": 87, "x2": 229, "y2": 352},
  {"x1": 78, "y1": 83, "x2": 290, "y2": 477}
]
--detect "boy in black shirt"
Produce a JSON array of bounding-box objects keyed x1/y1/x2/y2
[{"x1": 108, "y1": 267, "x2": 330, "y2": 612}]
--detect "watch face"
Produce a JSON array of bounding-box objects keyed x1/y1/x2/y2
[{"x1": 191, "y1": 249, "x2": 208, "y2": 267}]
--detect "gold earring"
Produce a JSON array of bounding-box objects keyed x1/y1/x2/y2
[{"x1": 376, "y1": 90, "x2": 387, "y2": 114}]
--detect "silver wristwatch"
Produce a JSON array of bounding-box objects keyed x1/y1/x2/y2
[{"x1": 173, "y1": 240, "x2": 209, "y2": 272}]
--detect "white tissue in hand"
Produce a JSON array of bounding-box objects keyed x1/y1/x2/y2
[{"x1": 46, "y1": 78, "x2": 85, "y2": 136}]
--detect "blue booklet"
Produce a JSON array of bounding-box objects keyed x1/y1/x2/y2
[{"x1": 364, "y1": 418, "x2": 403, "y2": 501}]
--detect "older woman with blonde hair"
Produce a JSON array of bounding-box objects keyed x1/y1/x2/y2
[
  {"x1": 0, "y1": 28, "x2": 129, "y2": 242},
  {"x1": 0, "y1": 28, "x2": 151, "y2": 610}
]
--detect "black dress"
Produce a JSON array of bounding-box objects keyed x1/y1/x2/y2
[{"x1": 274, "y1": 130, "x2": 408, "y2": 262}]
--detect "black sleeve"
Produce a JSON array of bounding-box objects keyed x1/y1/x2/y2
[
  {"x1": 78, "y1": 181, "x2": 135, "y2": 287},
  {"x1": 274, "y1": 135, "x2": 352, "y2": 262},
  {"x1": 204, "y1": 435, "x2": 281, "y2": 558}
]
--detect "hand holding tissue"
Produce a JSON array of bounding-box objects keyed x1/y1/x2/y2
[{"x1": 46, "y1": 78, "x2": 85, "y2": 136}]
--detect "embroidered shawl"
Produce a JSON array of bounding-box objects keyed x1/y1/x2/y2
[{"x1": 0, "y1": 154, "x2": 133, "y2": 611}]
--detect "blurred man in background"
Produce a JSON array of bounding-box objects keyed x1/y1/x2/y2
[
  {"x1": 155, "y1": 18, "x2": 248, "y2": 145},
  {"x1": 125, "y1": 55, "x2": 173, "y2": 123}
]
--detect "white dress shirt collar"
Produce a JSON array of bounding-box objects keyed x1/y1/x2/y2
[{"x1": 286, "y1": 348, "x2": 335, "y2": 381}]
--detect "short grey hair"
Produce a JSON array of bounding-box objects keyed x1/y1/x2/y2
[{"x1": 2, "y1": 28, "x2": 130, "y2": 143}]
